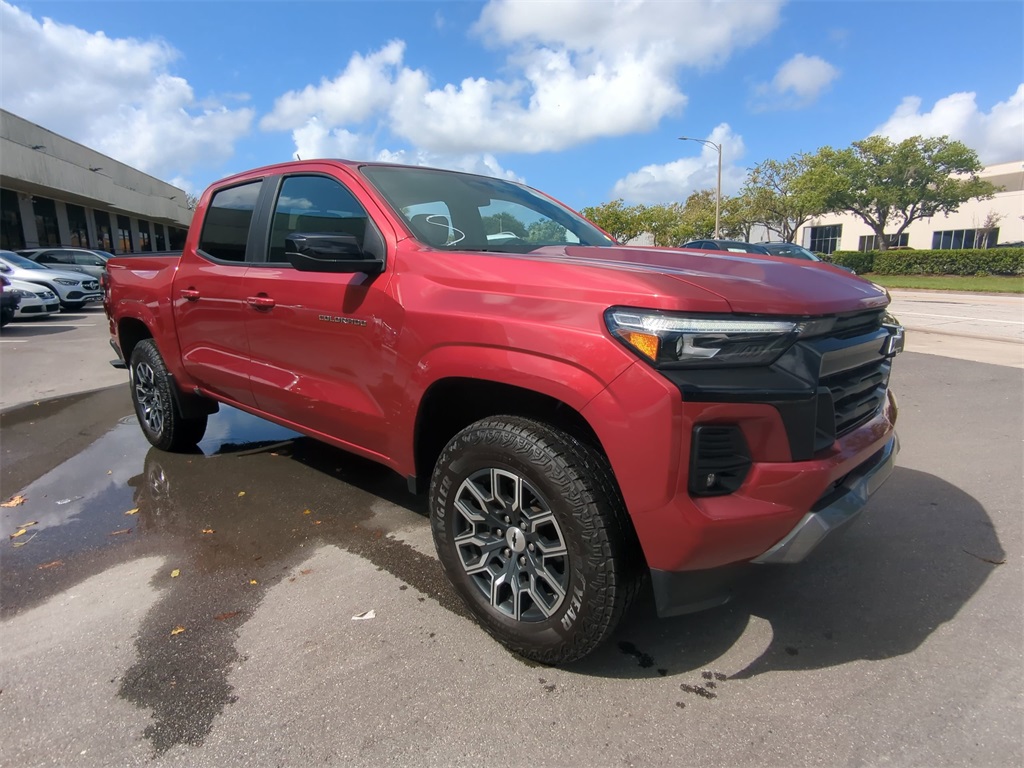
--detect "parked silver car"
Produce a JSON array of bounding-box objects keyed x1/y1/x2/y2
[
  {"x1": 5, "y1": 277, "x2": 60, "y2": 319},
  {"x1": 0, "y1": 250, "x2": 102, "y2": 310},
  {"x1": 17, "y1": 247, "x2": 111, "y2": 280}
]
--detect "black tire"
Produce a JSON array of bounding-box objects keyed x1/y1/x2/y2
[
  {"x1": 129, "y1": 339, "x2": 208, "y2": 451},
  {"x1": 429, "y1": 416, "x2": 643, "y2": 664}
]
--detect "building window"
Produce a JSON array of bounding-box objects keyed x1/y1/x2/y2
[
  {"x1": 931, "y1": 228, "x2": 998, "y2": 250},
  {"x1": 1, "y1": 189, "x2": 25, "y2": 250},
  {"x1": 33, "y1": 197, "x2": 61, "y2": 246},
  {"x1": 809, "y1": 224, "x2": 842, "y2": 254},
  {"x1": 117, "y1": 215, "x2": 133, "y2": 253},
  {"x1": 66, "y1": 203, "x2": 90, "y2": 247},
  {"x1": 94, "y1": 211, "x2": 113, "y2": 252},
  {"x1": 138, "y1": 220, "x2": 152, "y2": 251},
  {"x1": 154, "y1": 224, "x2": 166, "y2": 251},
  {"x1": 858, "y1": 233, "x2": 909, "y2": 251}
]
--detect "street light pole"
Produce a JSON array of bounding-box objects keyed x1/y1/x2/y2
[{"x1": 678, "y1": 136, "x2": 722, "y2": 239}]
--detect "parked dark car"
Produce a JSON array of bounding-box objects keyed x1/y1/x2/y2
[
  {"x1": 18, "y1": 247, "x2": 111, "y2": 280},
  {"x1": 1, "y1": 276, "x2": 22, "y2": 327},
  {"x1": 761, "y1": 243, "x2": 856, "y2": 274},
  {"x1": 681, "y1": 239, "x2": 771, "y2": 254}
]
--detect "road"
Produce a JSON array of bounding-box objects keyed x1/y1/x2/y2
[{"x1": 0, "y1": 292, "x2": 1021, "y2": 767}]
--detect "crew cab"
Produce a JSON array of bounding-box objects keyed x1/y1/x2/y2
[{"x1": 105, "y1": 159, "x2": 903, "y2": 663}]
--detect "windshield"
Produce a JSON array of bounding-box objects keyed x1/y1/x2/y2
[
  {"x1": 764, "y1": 244, "x2": 820, "y2": 261},
  {"x1": 360, "y1": 166, "x2": 616, "y2": 253},
  {"x1": 0, "y1": 252, "x2": 47, "y2": 269}
]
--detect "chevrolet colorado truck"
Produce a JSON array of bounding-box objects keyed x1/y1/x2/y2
[{"x1": 105, "y1": 159, "x2": 903, "y2": 663}]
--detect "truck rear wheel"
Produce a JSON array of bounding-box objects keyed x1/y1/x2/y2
[
  {"x1": 429, "y1": 416, "x2": 642, "y2": 664},
  {"x1": 129, "y1": 339, "x2": 208, "y2": 451}
]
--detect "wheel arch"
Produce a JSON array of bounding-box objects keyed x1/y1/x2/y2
[{"x1": 412, "y1": 377, "x2": 605, "y2": 495}]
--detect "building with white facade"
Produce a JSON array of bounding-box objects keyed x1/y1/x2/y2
[
  {"x1": 794, "y1": 161, "x2": 1024, "y2": 253},
  {"x1": 0, "y1": 109, "x2": 192, "y2": 253}
]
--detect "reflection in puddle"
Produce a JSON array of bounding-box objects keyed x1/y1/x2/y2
[{"x1": 2, "y1": 399, "x2": 457, "y2": 755}]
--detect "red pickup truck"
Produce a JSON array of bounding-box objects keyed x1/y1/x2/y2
[{"x1": 105, "y1": 159, "x2": 903, "y2": 663}]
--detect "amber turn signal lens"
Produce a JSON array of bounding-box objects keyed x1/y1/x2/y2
[{"x1": 624, "y1": 331, "x2": 659, "y2": 360}]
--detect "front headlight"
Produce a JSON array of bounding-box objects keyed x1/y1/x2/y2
[
  {"x1": 605, "y1": 308, "x2": 804, "y2": 368},
  {"x1": 54, "y1": 278, "x2": 79, "y2": 286},
  {"x1": 11, "y1": 289, "x2": 35, "y2": 299}
]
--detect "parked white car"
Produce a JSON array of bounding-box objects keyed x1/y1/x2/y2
[
  {"x1": 0, "y1": 250, "x2": 102, "y2": 310},
  {"x1": 5, "y1": 278, "x2": 60, "y2": 319}
]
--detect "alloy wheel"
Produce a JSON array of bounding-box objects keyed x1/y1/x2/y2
[{"x1": 453, "y1": 468, "x2": 569, "y2": 622}]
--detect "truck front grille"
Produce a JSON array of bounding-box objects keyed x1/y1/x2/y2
[{"x1": 822, "y1": 359, "x2": 891, "y2": 436}]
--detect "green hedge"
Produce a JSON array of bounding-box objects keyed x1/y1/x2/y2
[{"x1": 827, "y1": 248, "x2": 1024, "y2": 276}]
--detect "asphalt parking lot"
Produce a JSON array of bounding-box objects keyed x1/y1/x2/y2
[{"x1": 0, "y1": 292, "x2": 1021, "y2": 766}]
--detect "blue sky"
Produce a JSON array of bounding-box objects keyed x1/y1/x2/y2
[{"x1": 2, "y1": 0, "x2": 1021, "y2": 209}]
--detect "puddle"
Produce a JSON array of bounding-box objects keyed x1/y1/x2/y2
[{"x1": 1, "y1": 394, "x2": 462, "y2": 755}]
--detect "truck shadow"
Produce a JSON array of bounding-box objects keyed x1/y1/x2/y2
[{"x1": 574, "y1": 465, "x2": 1004, "y2": 681}]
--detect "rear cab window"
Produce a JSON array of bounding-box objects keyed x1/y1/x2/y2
[{"x1": 197, "y1": 181, "x2": 263, "y2": 262}]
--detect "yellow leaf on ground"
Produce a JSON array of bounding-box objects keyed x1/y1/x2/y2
[
  {"x1": 201, "y1": 528, "x2": 215, "y2": 534},
  {"x1": 249, "y1": 579, "x2": 258, "y2": 585},
  {"x1": 124, "y1": 508, "x2": 139, "y2": 516},
  {"x1": 303, "y1": 509, "x2": 312, "y2": 515},
  {"x1": 18, "y1": 521, "x2": 38, "y2": 527},
  {"x1": 170, "y1": 569, "x2": 180, "y2": 578},
  {"x1": 170, "y1": 626, "x2": 185, "y2": 636},
  {"x1": 237, "y1": 491, "x2": 246, "y2": 497},
  {"x1": 9, "y1": 529, "x2": 26, "y2": 540},
  {"x1": 1, "y1": 495, "x2": 26, "y2": 508}
]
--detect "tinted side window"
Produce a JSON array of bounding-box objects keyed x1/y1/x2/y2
[
  {"x1": 198, "y1": 181, "x2": 262, "y2": 262},
  {"x1": 268, "y1": 176, "x2": 368, "y2": 263},
  {"x1": 41, "y1": 251, "x2": 72, "y2": 264},
  {"x1": 73, "y1": 252, "x2": 104, "y2": 266}
]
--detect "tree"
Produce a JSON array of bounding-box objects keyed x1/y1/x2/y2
[
  {"x1": 482, "y1": 213, "x2": 527, "y2": 238},
  {"x1": 640, "y1": 203, "x2": 687, "y2": 246},
  {"x1": 579, "y1": 199, "x2": 645, "y2": 243},
  {"x1": 742, "y1": 155, "x2": 827, "y2": 243},
  {"x1": 677, "y1": 190, "x2": 717, "y2": 242},
  {"x1": 526, "y1": 219, "x2": 569, "y2": 243},
  {"x1": 719, "y1": 190, "x2": 759, "y2": 242},
  {"x1": 805, "y1": 135, "x2": 997, "y2": 250},
  {"x1": 185, "y1": 192, "x2": 200, "y2": 211}
]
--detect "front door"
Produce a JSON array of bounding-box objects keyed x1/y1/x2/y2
[{"x1": 244, "y1": 173, "x2": 401, "y2": 460}]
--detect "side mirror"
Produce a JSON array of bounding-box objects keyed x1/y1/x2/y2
[{"x1": 284, "y1": 232, "x2": 384, "y2": 275}]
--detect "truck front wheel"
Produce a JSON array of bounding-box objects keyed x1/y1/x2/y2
[
  {"x1": 129, "y1": 339, "x2": 208, "y2": 451},
  {"x1": 429, "y1": 416, "x2": 642, "y2": 664}
]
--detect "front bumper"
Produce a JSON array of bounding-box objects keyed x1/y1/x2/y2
[{"x1": 751, "y1": 433, "x2": 898, "y2": 564}]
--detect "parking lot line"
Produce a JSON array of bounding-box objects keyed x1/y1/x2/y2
[{"x1": 0, "y1": 339, "x2": 28, "y2": 343}]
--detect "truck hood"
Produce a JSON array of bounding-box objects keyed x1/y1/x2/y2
[{"x1": 529, "y1": 244, "x2": 889, "y2": 315}]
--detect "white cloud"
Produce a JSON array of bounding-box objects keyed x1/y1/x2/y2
[
  {"x1": 772, "y1": 54, "x2": 839, "y2": 100},
  {"x1": 474, "y1": 0, "x2": 783, "y2": 69},
  {"x1": 873, "y1": 85, "x2": 1024, "y2": 165},
  {"x1": 376, "y1": 149, "x2": 523, "y2": 181},
  {"x1": 611, "y1": 124, "x2": 747, "y2": 204},
  {"x1": 0, "y1": 1, "x2": 253, "y2": 181},
  {"x1": 262, "y1": 1, "x2": 783, "y2": 158},
  {"x1": 752, "y1": 53, "x2": 839, "y2": 110}
]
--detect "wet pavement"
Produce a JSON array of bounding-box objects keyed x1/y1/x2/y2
[{"x1": 0, "y1": 353, "x2": 1020, "y2": 766}]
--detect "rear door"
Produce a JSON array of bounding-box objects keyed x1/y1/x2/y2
[
  {"x1": 173, "y1": 180, "x2": 264, "y2": 407},
  {"x1": 243, "y1": 171, "x2": 401, "y2": 459}
]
